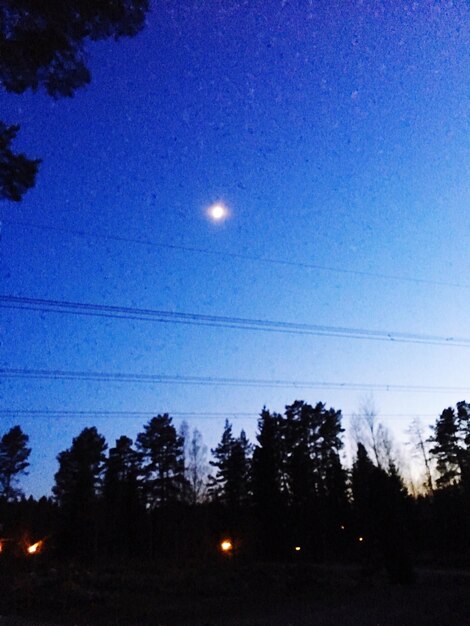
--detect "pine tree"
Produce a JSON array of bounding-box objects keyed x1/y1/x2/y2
[
  {"x1": 104, "y1": 436, "x2": 141, "y2": 508},
  {"x1": 53, "y1": 427, "x2": 107, "y2": 509},
  {"x1": 53, "y1": 426, "x2": 107, "y2": 555},
  {"x1": 282, "y1": 401, "x2": 346, "y2": 504},
  {"x1": 136, "y1": 414, "x2": 186, "y2": 508},
  {"x1": 429, "y1": 406, "x2": 464, "y2": 488}
]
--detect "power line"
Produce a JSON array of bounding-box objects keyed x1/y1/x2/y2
[
  {"x1": 0, "y1": 409, "x2": 255, "y2": 419},
  {"x1": 4, "y1": 218, "x2": 469, "y2": 290},
  {"x1": 1, "y1": 367, "x2": 468, "y2": 393},
  {"x1": 0, "y1": 409, "x2": 432, "y2": 419},
  {"x1": 0, "y1": 294, "x2": 468, "y2": 347}
]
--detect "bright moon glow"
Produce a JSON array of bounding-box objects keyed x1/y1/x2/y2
[
  {"x1": 208, "y1": 202, "x2": 228, "y2": 222},
  {"x1": 220, "y1": 539, "x2": 233, "y2": 552}
]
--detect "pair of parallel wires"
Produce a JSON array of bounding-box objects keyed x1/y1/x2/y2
[{"x1": 2, "y1": 218, "x2": 469, "y2": 417}]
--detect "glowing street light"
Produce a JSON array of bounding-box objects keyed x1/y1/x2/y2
[
  {"x1": 294, "y1": 546, "x2": 301, "y2": 552},
  {"x1": 27, "y1": 540, "x2": 44, "y2": 555},
  {"x1": 220, "y1": 539, "x2": 233, "y2": 553}
]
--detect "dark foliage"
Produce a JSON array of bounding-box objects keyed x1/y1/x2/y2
[
  {"x1": 136, "y1": 414, "x2": 187, "y2": 508},
  {"x1": 103, "y1": 435, "x2": 143, "y2": 556},
  {"x1": 0, "y1": 0, "x2": 149, "y2": 200},
  {"x1": 209, "y1": 420, "x2": 252, "y2": 509},
  {"x1": 53, "y1": 426, "x2": 107, "y2": 555},
  {"x1": 0, "y1": 425, "x2": 31, "y2": 501},
  {"x1": 429, "y1": 401, "x2": 470, "y2": 489},
  {"x1": 351, "y1": 443, "x2": 413, "y2": 583},
  {"x1": 0, "y1": 123, "x2": 41, "y2": 201},
  {"x1": 9, "y1": 398, "x2": 470, "y2": 574}
]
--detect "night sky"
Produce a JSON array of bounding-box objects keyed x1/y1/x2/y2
[{"x1": 1, "y1": 0, "x2": 469, "y2": 497}]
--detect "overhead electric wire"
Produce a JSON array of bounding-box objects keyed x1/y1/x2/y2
[
  {"x1": 3, "y1": 218, "x2": 469, "y2": 290},
  {"x1": 1, "y1": 367, "x2": 469, "y2": 394},
  {"x1": 0, "y1": 409, "x2": 432, "y2": 419},
  {"x1": 1, "y1": 294, "x2": 469, "y2": 347},
  {"x1": 0, "y1": 409, "x2": 256, "y2": 418}
]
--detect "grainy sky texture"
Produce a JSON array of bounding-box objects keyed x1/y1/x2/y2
[{"x1": 1, "y1": 0, "x2": 469, "y2": 496}]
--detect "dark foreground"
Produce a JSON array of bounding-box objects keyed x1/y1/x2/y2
[{"x1": 0, "y1": 561, "x2": 469, "y2": 625}]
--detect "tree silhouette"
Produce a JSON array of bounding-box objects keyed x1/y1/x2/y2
[
  {"x1": 351, "y1": 401, "x2": 397, "y2": 470},
  {"x1": 427, "y1": 402, "x2": 470, "y2": 555},
  {"x1": 226, "y1": 430, "x2": 252, "y2": 508},
  {"x1": 352, "y1": 442, "x2": 413, "y2": 583},
  {"x1": 208, "y1": 419, "x2": 234, "y2": 501},
  {"x1": 136, "y1": 414, "x2": 186, "y2": 508},
  {"x1": 429, "y1": 402, "x2": 470, "y2": 489},
  {"x1": 186, "y1": 428, "x2": 208, "y2": 505},
  {"x1": 0, "y1": 123, "x2": 41, "y2": 201},
  {"x1": 252, "y1": 408, "x2": 284, "y2": 510},
  {"x1": 280, "y1": 401, "x2": 347, "y2": 557},
  {"x1": 103, "y1": 435, "x2": 142, "y2": 555},
  {"x1": 252, "y1": 408, "x2": 286, "y2": 557},
  {"x1": 53, "y1": 426, "x2": 107, "y2": 554},
  {"x1": 54, "y1": 426, "x2": 107, "y2": 508},
  {"x1": 0, "y1": 425, "x2": 31, "y2": 501},
  {"x1": 0, "y1": 0, "x2": 149, "y2": 201},
  {"x1": 209, "y1": 420, "x2": 252, "y2": 508},
  {"x1": 407, "y1": 417, "x2": 434, "y2": 494},
  {"x1": 104, "y1": 436, "x2": 140, "y2": 493},
  {"x1": 282, "y1": 401, "x2": 345, "y2": 505}
]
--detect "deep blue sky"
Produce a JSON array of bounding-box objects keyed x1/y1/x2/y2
[{"x1": 1, "y1": 0, "x2": 469, "y2": 496}]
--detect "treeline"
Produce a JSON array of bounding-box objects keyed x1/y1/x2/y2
[{"x1": 2, "y1": 399, "x2": 470, "y2": 579}]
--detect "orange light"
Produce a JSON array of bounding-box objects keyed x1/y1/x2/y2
[
  {"x1": 27, "y1": 540, "x2": 44, "y2": 555},
  {"x1": 220, "y1": 539, "x2": 233, "y2": 553},
  {"x1": 0, "y1": 541, "x2": 3, "y2": 553}
]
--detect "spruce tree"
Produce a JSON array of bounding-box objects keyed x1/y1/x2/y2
[{"x1": 209, "y1": 420, "x2": 252, "y2": 508}]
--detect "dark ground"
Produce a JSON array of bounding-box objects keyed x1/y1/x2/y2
[{"x1": 0, "y1": 561, "x2": 469, "y2": 625}]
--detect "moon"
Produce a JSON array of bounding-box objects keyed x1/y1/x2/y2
[{"x1": 207, "y1": 202, "x2": 229, "y2": 222}]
